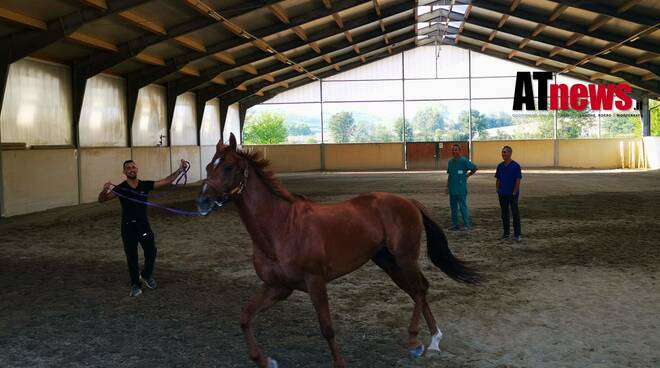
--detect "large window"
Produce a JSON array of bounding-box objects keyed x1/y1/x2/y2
[
  {"x1": 79, "y1": 74, "x2": 127, "y2": 147},
  {"x1": 246, "y1": 103, "x2": 321, "y2": 144},
  {"x1": 471, "y1": 99, "x2": 553, "y2": 140},
  {"x1": 651, "y1": 99, "x2": 660, "y2": 136},
  {"x1": 247, "y1": 45, "x2": 643, "y2": 144},
  {"x1": 1, "y1": 58, "x2": 72, "y2": 146},
  {"x1": 323, "y1": 102, "x2": 403, "y2": 143}
]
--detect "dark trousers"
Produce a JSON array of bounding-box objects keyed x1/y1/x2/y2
[
  {"x1": 498, "y1": 194, "x2": 521, "y2": 237},
  {"x1": 121, "y1": 220, "x2": 157, "y2": 286}
]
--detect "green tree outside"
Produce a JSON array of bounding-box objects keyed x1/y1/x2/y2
[
  {"x1": 243, "y1": 112, "x2": 288, "y2": 144},
  {"x1": 328, "y1": 111, "x2": 355, "y2": 143}
]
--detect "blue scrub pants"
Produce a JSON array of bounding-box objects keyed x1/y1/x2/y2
[{"x1": 449, "y1": 194, "x2": 470, "y2": 227}]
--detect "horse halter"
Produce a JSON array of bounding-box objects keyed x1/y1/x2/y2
[{"x1": 213, "y1": 166, "x2": 249, "y2": 209}]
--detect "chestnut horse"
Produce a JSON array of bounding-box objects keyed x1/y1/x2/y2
[{"x1": 197, "y1": 134, "x2": 480, "y2": 368}]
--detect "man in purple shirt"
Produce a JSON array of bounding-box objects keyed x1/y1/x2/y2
[{"x1": 495, "y1": 146, "x2": 522, "y2": 241}]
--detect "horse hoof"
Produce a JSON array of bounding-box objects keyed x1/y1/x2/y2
[
  {"x1": 267, "y1": 357, "x2": 279, "y2": 368},
  {"x1": 427, "y1": 326, "x2": 443, "y2": 352},
  {"x1": 409, "y1": 343, "x2": 425, "y2": 359}
]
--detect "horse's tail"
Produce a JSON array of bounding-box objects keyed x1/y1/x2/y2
[{"x1": 409, "y1": 199, "x2": 481, "y2": 285}]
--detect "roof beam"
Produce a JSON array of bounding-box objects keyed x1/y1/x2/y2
[
  {"x1": 198, "y1": 30, "x2": 416, "y2": 103},
  {"x1": 0, "y1": 6, "x2": 47, "y2": 30},
  {"x1": 544, "y1": 0, "x2": 655, "y2": 26},
  {"x1": 174, "y1": 35, "x2": 206, "y2": 52},
  {"x1": 118, "y1": 11, "x2": 166, "y2": 35},
  {"x1": 242, "y1": 42, "x2": 415, "y2": 107},
  {"x1": 68, "y1": 32, "x2": 118, "y2": 52},
  {"x1": 214, "y1": 51, "x2": 236, "y2": 65},
  {"x1": 470, "y1": 0, "x2": 660, "y2": 55},
  {"x1": 372, "y1": 0, "x2": 381, "y2": 16},
  {"x1": 71, "y1": 1, "x2": 281, "y2": 82},
  {"x1": 269, "y1": 4, "x2": 289, "y2": 24},
  {"x1": 588, "y1": 15, "x2": 611, "y2": 32},
  {"x1": 132, "y1": 0, "x2": 377, "y2": 94},
  {"x1": 162, "y1": 0, "x2": 407, "y2": 98},
  {"x1": 454, "y1": 29, "x2": 660, "y2": 94},
  {"x1": 617, "y1": 0, "x2": 642, "y2": 13},
  {"x1": 323, "y1": 0, "x2": 332, "y2": 9},
  {"x1": 451, "y1": 9, "x2": 660, "y2": 76},
  {"x1": 0, "y1": 0, "x2": 148, "y2": 63},
  {"x1": 532, "y1": 24, "x2": 546, "y2": 37},
  {"x1": 79, "y1": 0, "x2": 108, "y2": 10},
  {"x1": 565, "y1": 33, "x2": 583, "y2": 46},
  {"x1": 292, "y1": 26, "x2": 308, "y2": 41},
  {"x1": 333, "y1": 13, "x2": 344, "y2": 29},
  {"x1": 548, "y1": 4, "x2": 568, "y2": 22},
  {"x1": 438, "y1": 37, "x2": 654, "y2": 100}
]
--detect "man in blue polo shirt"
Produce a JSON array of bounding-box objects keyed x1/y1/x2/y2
[
  {"x1": 446, "y1": 144, "x2": 478, "y2": 231},
  {"x1": 495, "y1": 146, "x2": 522, "y2": 241}
]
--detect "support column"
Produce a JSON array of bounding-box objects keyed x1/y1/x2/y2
[
  {"x1": 219, "y1": 102, "x2": 230, "y2": 144},
  {"x1": 165, "y1": 82, "x2": 177, "y2": 146},
  {"x1": 553, "y1": 73, "x2": 559, "y2": 167},
  {"x1": 125, "y1": 79, "x2": 140, "y2": 147},
  {"x1": 640, "y1": 97, "x2": 650, "y2": 137},
  {"x1": 195, "y1": 93, "x2": 206, "y2": 146},
  {"x1": 467, "y1": 50, "x2": 473, "y2": 162},
  {"x1": 0, "y1": 62, "x2": 7, "y2": 217},
  {"x1": 239, "y1": 103, "x2": 248, "y2": 144}
]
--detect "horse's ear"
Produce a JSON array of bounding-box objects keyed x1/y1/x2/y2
[
  {"x1": 216, "y1": 138, "x2": 224, "y2": 151},
  {"x1": 229, "y1": 133, "x2": 237, "y2": 151}
]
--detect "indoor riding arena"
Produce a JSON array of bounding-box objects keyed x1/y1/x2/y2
[{"x1": 1, "y1": 1, "x2": 659, "y2": 368}]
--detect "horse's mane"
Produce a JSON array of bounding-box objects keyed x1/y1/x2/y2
[{"x1": 236, "y1": 148, "x2": 308, "y2": 202}]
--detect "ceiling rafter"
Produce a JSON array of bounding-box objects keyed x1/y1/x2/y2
[
  {"x1": 449, "y1": 28, "x2": 659, "y2": 94},
  {"x1": 137, "y1": 0, "x2": 379, "y2": 96},
  {"x1": 174, "y1": 35, "x2": 206, "y2": 52},
  {"x1": 268, "y1": 4, "x2": 289, "y2": 24},
  {"x1": 617, "y1": 0, "x2": 642, "y2": 13},
  {"x1": 117, "y1": 10, "x2": 166, "y2": 35},
  {"x1": 433, "y1": 37, "x2": 654, "y2": 100},
  {"x1": 0, "y1": 6, "x2": 47, "y2": 30},
  {"x1": 197, "y1": 30, "x2": 416, "y2": 104},
  {"x1": 161, "y1": 1, "x2": 410, "y2": 100},
  {"x1": 442, "y1": 7, "x2": 660, "y2": 77},
  {"x1": 469, "y1": 0, "x2": 659, "y2": 55},
  {"x1": 242, "y1": 42, "x2": 415, "y2": 108},
  {"x1": 0, "y1": 0, "x2": 149, "y2": 64},
  {"x1": 543, "y1": 0, "x2": 654, "y2": 26}
]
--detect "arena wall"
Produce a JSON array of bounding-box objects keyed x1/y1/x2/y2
[
  {"x1": 79, "y1": 148, "x2": 132, "y2": 203},
  {"x1": 170, "y1": 146, "x2": 202, "y2": 183},
  {"x1": 643, "y1": 137, "x2": 660, "y2": 170},
  {"x1": 131, "y1": 147, "x2": 171, "y2": 183},
  {"x1": 558, "y1": 138, "x2": 645, "y2": 169},
  {"x1": 244, "y1": 144, "x2": 321, "y2": 172},
  {"x1": 1, "y1": 149, "x2": 79, "y2": 216},
  {"x1": 324, "y1": 143, "x2": 405, "y2": 171},
  {"x1": 472, "y1": 140, "x2": 555, "y2": 168}
]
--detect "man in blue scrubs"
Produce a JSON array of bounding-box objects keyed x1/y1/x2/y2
[
  {"x1": 446, "y1": 144, "x2": 478, "y2": 231},
  {"x1": 495, "y1": 146, "x2": 522, "y2": 241}
]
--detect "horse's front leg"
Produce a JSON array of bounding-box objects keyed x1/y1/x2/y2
[
  {"x1": 240, "y1": 284, "x2": 292, "y2": 368},
  {"x1": 306, "y1": 276, "x2": 346, "y2": 368}
]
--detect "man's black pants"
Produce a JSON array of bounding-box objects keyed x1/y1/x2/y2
[
  {"x1": 498, "y1": 194, "x2": 521, "y2": 237},
  {"x1": 121, "y1": 220, "x2": 157, "y2": 286}
]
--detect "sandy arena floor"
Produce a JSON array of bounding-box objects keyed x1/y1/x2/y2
[{"x1": 1, "y1": 169, "x2": 659, "y2": 368}]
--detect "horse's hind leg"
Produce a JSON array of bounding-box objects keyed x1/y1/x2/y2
[
  {"x1": 418, "y1": 272, "x2": 442, "y2": 352},
  {"x1": 240, "y1": 284, "x2": 292, "y2": 368},
  {"x1": 371, "y1": 248, "x2": 425, "y2": 355}
]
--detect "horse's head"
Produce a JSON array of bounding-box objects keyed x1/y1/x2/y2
[{"x1": 197, "y1": 133, "x2": 248, "y2": 216}]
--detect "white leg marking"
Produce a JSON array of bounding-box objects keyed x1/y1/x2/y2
[{"x1": 427, "y1": 326, "x2": 443, "y2": 352}]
